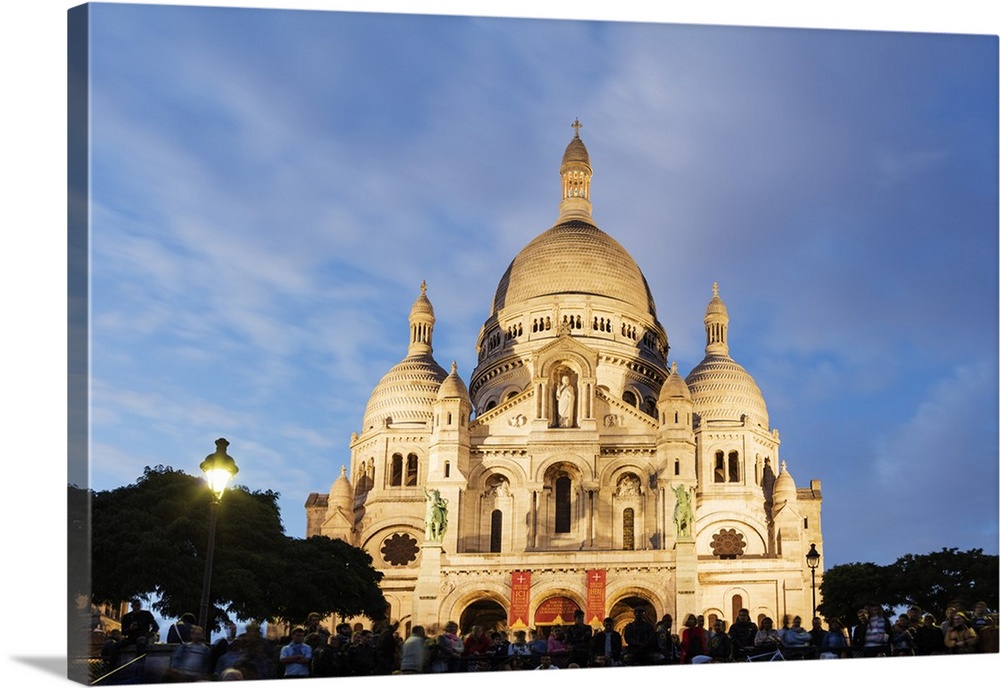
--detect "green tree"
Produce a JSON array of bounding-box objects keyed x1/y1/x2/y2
[
  {"x1": 816, "y1": 561, "x2": 898, "y2": 622},
  {"x1": 818, "y1": 548, "x2": 999, "y2": 623},
  {"x1": 268, "y1": 535, "x2": 389, "y2": 624},
  {"x1": 891, "y1": 548, "x2": 999, "y2": 617},
  {"x1": 89, "y1": 466, "x2": 386, "y2": 630}
]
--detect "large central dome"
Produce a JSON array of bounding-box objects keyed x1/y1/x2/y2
[{"x1": 489, "y1": 219, "x2": 658, "y2": 318}]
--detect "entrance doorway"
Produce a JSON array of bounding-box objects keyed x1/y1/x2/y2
[
  {"x1": 607, "y1": 595, "x2": 658, "y2": 633},
  {"x1": 459, "y1": 599, "x2": 508, "y2": 634}
]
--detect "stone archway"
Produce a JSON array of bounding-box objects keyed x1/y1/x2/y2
[
  {"x1": 607, "y1": 594, "x2": 659, "y2": 635},
  {"x1": 458, "y1": 599, "x2": 508, "y2": 634}
]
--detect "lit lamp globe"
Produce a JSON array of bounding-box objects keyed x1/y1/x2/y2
[{"x1": 200, "y1": 438, "x2": 239, "y2": 500}]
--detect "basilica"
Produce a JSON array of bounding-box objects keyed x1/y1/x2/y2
[{"x1": 306, "y1": 125, "x2": 823, "y2": 634}]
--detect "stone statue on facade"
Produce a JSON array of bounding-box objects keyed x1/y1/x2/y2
[
  {"x1": 556, "y1": 375, "x2": 575, "y2": 428},
  {"x1": 672, "y1": 485, "x2": 694, "y2": 539},
  {"x1": 424, "y1": 487, "x2": 448, "y2": 542}
]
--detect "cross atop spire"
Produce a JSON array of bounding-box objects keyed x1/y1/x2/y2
[{"x1": 571, "y1": 118, "x2": 583, "y2": 137}]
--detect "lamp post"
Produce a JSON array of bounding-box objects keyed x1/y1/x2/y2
[
  {"x1": 806, "y1": 542, "x2": 821, "y2": 618},
  {"x1": 198, "y1": 438, "x2": 239, "y2": 634}
]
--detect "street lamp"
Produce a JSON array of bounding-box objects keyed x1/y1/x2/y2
[
  {"x1": 806, "y1": 542, "x2": 821, "y2": 618},
  {"x1": 198, "y1": 438, "x2": 239, "y2": 633}
]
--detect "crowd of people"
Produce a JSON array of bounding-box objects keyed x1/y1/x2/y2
[{"x1": 95, "y1": 600, "x2": 998, "y2": 681}]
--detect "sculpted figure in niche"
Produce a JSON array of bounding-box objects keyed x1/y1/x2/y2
[
  {"x1": 424, "y1": 487, "x2": 448, "y2": 542},
  {"x1": 556, "y1": 374, "x2": 576, "y2": 428},
  {"x1": 617, "y1": 474, "x2": 641, "y2": 498},
  {"x1": 672, "y1": 485, "x2": 694, "y2": 539},
  {"x1": 486, "y1": 476, "x2": 510, "y2": 499}
]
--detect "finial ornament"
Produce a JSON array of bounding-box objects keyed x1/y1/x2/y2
[
  {"x1": 671, "y1": 361, "x2": 678, "y2": 374},
  {"x1": 571, "y1": 118, "x2": 583, "y2": 137},
  {"x1": 712, "y1": 281, "x2": 719, "y2": 297},
  {"x1": 420, "y1": 280, "x2": 427, "y2": 295},
  {"x1": 450, "y1": 361, "x2": 458, "y2": 374}
]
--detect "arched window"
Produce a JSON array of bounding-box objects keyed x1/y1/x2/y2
[
  {"x1": 555, "y1": 476, "x2": 571, "y2": 533},
  {"x1": 714, "y1": 451, "x2": 725, "y2": 483},
  {"x1": 490, "y1": 510, "x2": 503, "y2": 553},
  {"x1": 405, "y1": 454, "x2": 418, "y2": 486},
  {"x1": 728, "y1": 451, "x2": 740, "y2": 482},
  {"x1": 623, "y1": 508, "x2": 635, "y2": 550},
  {"x1": 444, "y1": 461, "x2": 450, "y2": 478},
  {"x1": 390, "y1": 453, "x2": 403, "y2": 486},
  {"x1": 623, "y1": 391, "x2": 637, "y2": 407},
  {"x1": 732, "y1": 595, "x2": 743, "y2": 625},
  {"x1": 674, "y1": 459, "x2": 680, "y2": 476}
]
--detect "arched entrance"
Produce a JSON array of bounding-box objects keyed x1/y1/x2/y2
[
  {"x1": 607, "y1": 594, "x2": 658, "y2": 634},
  {"x1": 459, "y1": 599, "x2": 508, "y2": 634}
]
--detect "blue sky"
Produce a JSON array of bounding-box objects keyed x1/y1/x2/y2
[
  {"x1": 2, "y1": 1, "x2": 998, "y2": 684},
  {"x1": 80, "y1": 3, "x2": 998, "y2": 570}
]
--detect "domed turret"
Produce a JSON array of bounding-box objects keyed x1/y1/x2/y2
[
  {"x1": 686, "y1": 283, "x2": 769, "y2": 428},
  {"x1": 772, "y1": 460, "x2": 798, "y2": 508},
  {"x1": 329, "y1": 465, "x2": 353, "y2": 511},
  {"x1": 558, "y1": 118, "x2": 593, "y2": 222},
  {"x1": 361, "y1": 282, "x2": 449, "y2": 431},
  {"x1": 437, "y1": 361, "x2": 470, "y2": 403},
  {"x1": 659, "y1": 361, "x2": 692, "y2": 403}
]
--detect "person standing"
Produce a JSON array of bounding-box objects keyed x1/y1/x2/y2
[
  {"x1": 280, "y1": 627, "x2": 312, "y2": 678},
  {"x1": 170, "y1": 625, "x2": 212, "y2": 681},
  {"x1": 430, "y1": 621, "x2": 463, "y2": 672},
  {"x1": 399, "y1": 626, "x2": 428, "y2": 674},
  {"x1": 679, "y1": 614, "x2": 707, "y2": 664},
  {"x1": 944, "y1": 612, "x2": 978, "y2": 654},
  {"x1": 590, "y1": 617, "x2": 623, "y2": 666},
  {"x1": 862, "y1": 604, "x2": 891, "y2": 657},
  {"x1": 706, "y1": 619, "x2": 732, "y2": 662},
  {"x1": 728, "y1": 608, "x2": 758, "y2": 660},
  {"x1": 622, "y1": 606, "x2": 657, "y2": 665},
  {"x1": 167, "y1": 613, "x2": 196, "y2": 643},
  {"x1": 565, "y1": 610, "x2": 593, "y2": 667}
]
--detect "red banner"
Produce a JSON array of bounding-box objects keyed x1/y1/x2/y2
[
  {"x1": 533, "y1": 596, "x2": 581, "y2": 625},
  {"x1": 585, "y1": 569, "x2": 606, "y2": 626},
  {"x1": 509, "y1": 570, "x2": 531, "y2": 630}
]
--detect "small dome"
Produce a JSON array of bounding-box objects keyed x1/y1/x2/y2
[
  {"x1": 411, "y1": 280, "x2": 434, "y2": 317},
  {"x1": 686, "y1": 283, "x2": 768, "y2": 427},
  {"x1": 659, "y1": 361, "x2": 692, "y2": 403},
  {"x1": 561, "y1": 133, "x2": 590, "y2": 167},
  {"x1": 362, "y1": 354, "x2": 449, "y2": 430},
  {"x1": 437, "y1": 361, "x2": 470, "y2": 402},
  {"x1": 329, "y1": 466, "x2": 353, "y2": 508},
  {"x1": 705, "y1": 282, "x2": 728, "y2": 318},
  {"x1": 772, "y1": 461, "x2": 797, "y2": 504},
  {"x1": 685, "y1": 355, "x2": 769, "y2": 428}
]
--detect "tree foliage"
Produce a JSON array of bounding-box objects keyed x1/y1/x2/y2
[
  {"x1": 87, "y1": 466, "x2": 386, "y2": 630},
  {"x1": 818, "y1": 548, "x2": 999, "y2": 623},
  {"x1": 816, "y1": 562, "x2": 899, "y2": 621},
  {"x1": 893, "y1": 548, "x2": 999, "y2": 616}
]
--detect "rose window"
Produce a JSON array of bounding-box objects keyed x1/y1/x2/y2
[
  {"x1": 710, "y1": 528, "x2": 746, "y2": 559},
  {"x1": 381, "y1": 533, "x2": 419, "y2": 566}
]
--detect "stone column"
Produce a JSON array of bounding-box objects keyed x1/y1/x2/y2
[{"x1": 412, "y1": 543, "x2": 444, "y2": 627}]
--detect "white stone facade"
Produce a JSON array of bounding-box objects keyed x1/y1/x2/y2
[{"x1": 306, "y1": 128, "x2": 824, "y2": 633}]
